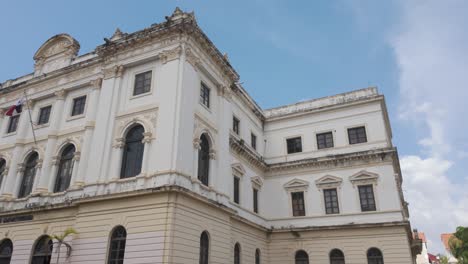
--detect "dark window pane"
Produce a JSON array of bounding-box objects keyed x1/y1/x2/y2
[
  {"x1": 324, "y1": 189, "x2": 340, "y2": 214},
  {"x1": 253, "y1": 188, "x2": 259, "y2": 213},
  {"x1": 255, "y1": 249, "x2": 261, "y2": 264},
  {"x1": 7, "y1": 115, "x2": 19, "y2": 134},
  {"x1": 295, "y1": 250, "x2": 309, "y2": 264},
  {"x1": 233, "y1": 117, "x2": 240, "y2": 135},
  {"x1": 54, "y1": 145, "x2": 75, "y2": 192},
  {"x1": 121, "y1": 125, "x2": 145, "y2": 179},
  {"x1": 32, "y1": 236, "x2": 52, "y2": 264},
  {"x1": 133, "y1": 71, "x2": 152, "y2": 96},
  {"x1": 0, "y1": 159, "x2": 5, "y2": 191},
  {"x1": 316, "y1": 132, "x2": 334, "y2": 149},
  {"x1": 18, "y1": 152, "x2": 38, "y2": 198},
  {"x1": 330, "y1": 249, "x2": 345, "y2": 264},
  {"x1": 287, "y1": 137, "x2": 302, "y2": 154},
  {"x1": 71, "y1": 96, "x2": 86, "y2": 116},
  {"x1": 199, "y1": 232, "x2": 209, "y2": 264},
  {"x1": 234, "y1": 243, "x2": 241, "y2": 264},
  {"x1": 198, "y1": 134, "x2": 210, "y2": 185},
  {"x1": 348, "y1": 126, "x2": 367, "y2": 144},
  {"x1": 233, "y1": 176, "x2": 240, "y2": 204},
  {"x1": 291, "y1": 192, "x2": 305, "y2": 216},
  {"x1": 200, "y1": 83, "x2": 210, "y2": 108},
  {"x1": 0, "y1": 239, "x2": 13, "y2": 264},
  {"x1": 251, "y1": 133, "x2": 257, "y2": 150},
  {"x1": 367, "y1": 248, "x2": 384, "y2": 264},
  {"x1": 108, "y1": 226, "x2": 127, "y2": 264},
  {"x1": 37, "y1": 106, "x2": 51, "y2": 125},
  {"x1": 359, "y1": 185, "x2": 376, "y2": 211}
]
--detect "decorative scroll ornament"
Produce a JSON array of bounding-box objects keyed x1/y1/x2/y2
[
  {"x1": 160, "y1": 46, "x2": 182, "y2": 64},
  {"x1": 103, "y1": 65, "x2": 124, "y2": 79},
  {"x1": 54, "y1": 89, "x2": 67, "y2": 100}
]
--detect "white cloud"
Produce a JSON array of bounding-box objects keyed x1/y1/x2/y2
[{"x1": 391, "y1": 0, "x2": 468, "y2": 254}]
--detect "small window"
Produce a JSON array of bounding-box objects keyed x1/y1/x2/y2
[
  {"x1": 286, "y1": 137, "x2": 302, "y2": 154},
  {"x1": 54, "y1": 145, "x2": 76, "y2": 193},
  {"x1": 324, "y1": 188, "x2": 340, "y2": 214},
  {"x1": 31, "y1": 236, "x2": 52, "y2": 264},
  {"x1": 120, "y1": 125, "x2": 145, "y2": 179},
  {"x1": 133, "y1": 71, "x2": 152, "y2": 96},
  {"x1": 233, "y1": 176, "x2": 240, "y2": 204},
  {"x1": 234, "y1": 243, "x2": 241, "y2": 264},
  {"x1": 330, "y1": 249, "x2": 345, "y2": 264},
  {"x1": 253, "y1": 188, "x2": 259, "y2": 213},
  {"x1": 0, "y1": 239, "x2": 13, "y2": 264},
  {"x1": 108, "y1": 226, "x2": 127, "y2": 264},
  {"x1": 251, "y1": 133, "x2": 257, "y2": 150},
  {"x1": 199, "y1": 231, "x2": 209, "y2": 264},
  {"x1": 37, "y1": 106, "x2": 51, "y2": 125},
  {"x1": 7, "y1": 115, "x2": 19, "y2": 134},
  {"x1": 348, "y1": 126, "x2": 367, "y2": 144},
  {"x1": 198, "y1": 134, "x2": 210, "y2": 186},
  {"x1": 0, "y1": 159, "x2": 5, "y2": 189},
  {"x1": 295, "y1": 250, "x2": 309, "y2": 264},
  {"x1": 255, "y1": 249, "x2": 261, "y2": 264},
  {"x1": 367, "y1": 248, "x2": 384, "y2": 264},
  {"x1": 18, "y1": 152, "x2": 38, "y2": 198},
  {"x1": 291, "y1": 192, "x2": 305, "y2": 216},
  {"x1": 316, "y1": 131, "x2": 333, "y2": 149},
  {"x1": 359, "y1": 185, "x2": 376, "y2": 212},
  {"x1": 233, "y1": 117, "x2": 240, "y2": 135},
  {"x1": 71, "y1": 96, "x2": 86, "y2": 116},
  {"x1": 200, "y1": 83, "x2": 210, "y2": 108}
]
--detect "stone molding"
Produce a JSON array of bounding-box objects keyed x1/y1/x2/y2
[
  {"x1": 283, "y1": 178, "x2": 309, "y2": 191},
  {"x1": 315, "y1": 175, "x2": 343, "y2": 189}
]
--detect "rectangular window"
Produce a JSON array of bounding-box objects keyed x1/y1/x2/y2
[
  {"x1": 37, "y1": 106, "x2": 51, "y2": 125},
  {"x1": 233, "y1": 116, "x2": 240, "y2": 135},
  {"x1": 253, "y1": 188, "x2": 259, "y2": 213},
  {"x1": 233, "y1": 176, "x2": 240, "y2": 204},
  {"x1": 251, "y1": 133, "x2": 257, "y2": 150},
  {"x1": 316, "y1": 131, "x2": 334, "y2": 149},
  {"x1": 200, "y1": 83, "x2": 210, "y2": 108},
  {"x1": 348, "y1": 126, "x2": 367, "y2": 144},
  {"x1": 286, "y1": 137, "x2": 302, "y2": 154},
  {"x1": 7, "y1": 115, "x2": 19, "y2": 133},
  {"x1": 291, "y1": 191, "x2": 305, "y2": 216},
  {"x1": 358, "y1": 185, "x2": 376, "y2": 212},
  {"x1": 133, "y1": 70, "x2": 152, "y2": 96},
  {"x1": 323, "y1": 188, "x2": 340, "y2": 214},
  {"x1": 71, "y1": 96, "x2": 86, "y2": 116}
]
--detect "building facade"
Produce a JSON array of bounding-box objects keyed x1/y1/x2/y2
[{"x1": 0, "y1": 8, "x2": 421, "y2": 264}]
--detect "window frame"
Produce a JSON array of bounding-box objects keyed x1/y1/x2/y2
[
  {"x1": 367, "y1": 247, "x2": 384, "y2": 264},
  {"x1": 234, "y1": 243, "x2": 241, "y2": 264},
  {"x1": 291, "y1": 191, "x2": 306, "y2": 217},
  {"x1": 329, "y1": 248, "x2": 345, "y2": 264},
  {"x1": 323, "y1": 188, "x2": 340, "y2": 214},
  {"x1": 120, "y1": 125, "x2": 145, "y2": 179},
  {"x1": 132, "y1": 70, "x2": 153, "y2": 96},
  {"x1": 6, "y1": 114, "x2": 20, "y2": 134},
  {"x1": 253, "y1": 188, "x2": 259, "y2": 213},
  {"x1": 255, "y1": 249, "x2": 261, "y2": 264},
  {"x1": 286, "y1": 136, "x2": 303, "y2": 154},
  {"x1": 358, "y1": 184, "x2": 377, "y2": 212},
  {"x1": 251, "y1": 132, "x2": 257, "y2": 150},
  {"x1": 295, "y1": 250, "x2": 309, "y2": 264},
  {"x1": 53, "y1": 144, "x2": 76, "y2": 193},
  {"x1": 199, "y1": 231, "x2": 209, "y2": 264},
  {"x1": 0, "y1": 238, "x2": 13, "y2": 263},
  {"x1": 316, "y1": 131, "x2": 334, "y2": 149},
  {"x1": 18, "y1": 152, "x2": 38, "y2": 199},
  {"x1": 233, "y1": 176, "x2": 240, "y2": 204},
  {"x1": 31, "y1": 236, "x2": 52, "y2": 264},
  {"x1": 107, "y1": 226, "x2": 127, "y2": 264},
  {"x1": 37, "y1": 105, "x2": 52, "y2": 126},
  {"x1": 347, "y1": 125, "x2": 368, "y2": 145},
  {"x1": 232, "y1": 116, "x2": 240, "y2": 135},
  {"x1": 200, "y1": 82, "x2": 211, "y2": 109},
  {"x1": 69, "y1": 95, "x2": 87, "y2": 118},
  {"x1": 197, "y1": 134, "x2": 210, "y2": 186},
  {"x1": 0, "y1": 159, "x2": 5, "y2": 190}
]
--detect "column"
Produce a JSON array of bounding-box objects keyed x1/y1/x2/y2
[
  {"x1": 31, "y1": 160, "x2": 43, "y2": 193},
  {"x1": 108, "y1": 139, "x2": 124, "y2": 181},
  {"x1": 72, "y1": 78, "x2": 102, "y2": 188},
  {"x1": 47, "y1": 156, "x2": 60, "y2": 192},
  {"x1": 12, "y1": 164, "x2": 25, "y2": 197},
  {"x1": 140, "y1": 132, "x2": 153, "y2": 176},
  {"x1": 35, "y1": 89, "x2": 66, "y2": 193}
]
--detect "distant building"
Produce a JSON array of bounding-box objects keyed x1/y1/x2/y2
[
  {"x1": 441, "y1": 233, "x2": 459, "y2": 264},
  {"x1": 416, "y1": 232, "x2": 430, "y2": 264},
  {"x1": 0, "y1": 7, "x2": 422, "y2": 264}
]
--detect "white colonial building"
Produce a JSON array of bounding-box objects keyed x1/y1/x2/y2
[{"x1": 0, "y1": 8, "x2": 421, "y2": 264}]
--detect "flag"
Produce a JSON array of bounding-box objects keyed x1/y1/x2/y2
[{"x1": 5, "y1": 98, "x2": 25, "y2": 116}]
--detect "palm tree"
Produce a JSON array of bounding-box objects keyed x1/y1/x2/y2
[{"x1": 49, "y1": 227, "x2": 77, "y2": 264}]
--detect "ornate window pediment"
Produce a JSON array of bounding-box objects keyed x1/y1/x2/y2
[
  {"x1": 315, "y1": 175, "x2": 342, "y2": 189},
  {"x1": 283, "y1": 178, "x2": 309, "y2": 191},
  {"x1": 33, "y1": 34, "x2": 80, "y2": 75},
  {"x1": 349, "y1": 170, "x2": 379, "y2": 186},
  {"x1": 232, "y1": 163, "x2": 246, "y2": 177},
  {"x1": 251, "y1": 176, "x2": 263, "y2": 189}
]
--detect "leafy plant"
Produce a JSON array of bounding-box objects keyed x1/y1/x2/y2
[
  {"x1": 449, "y1": 226, "x2": 468, "y2": 264},
  {"x1": 49, "y1": 227, "x2": 77, "y2": 264}
]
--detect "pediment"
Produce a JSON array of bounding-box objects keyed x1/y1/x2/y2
[
  {"x1": 231, "y1": 163, "x2": 246, "y2": 177},
  {"x1": 251, "y1": 176, "x2": 263, "y2": 188},
  {"x1": 33, "y1": 34, "x2": 80, "y2": 75},
  {"x1": 315, "y1": 175, "x2": 342, "y2": 187},
  {"x1": 283, "y1": 178, "x2": 309, "y2": 190},
  {"x1": 349, "y1": 170, "x2": 379, "y2": 182}
]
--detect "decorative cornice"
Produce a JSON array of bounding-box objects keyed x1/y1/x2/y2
[
  {"x1": 160, "y1": 45, "x2": 182, "y2": 64},
  {"x1": 102, "y1": 65, "x2": 124, "y2": 80},
  {"x1": 229, "y1": 136, "x2": 268, "y2": 171},
  {"x1": 315, "y1": 175, "x2": 343, "y2": 189},
  {"x1": 185, "y1": 47, "x2": 202, "y2": 70},
  {"x1": 90, "y1": 78, "x2": 103, "y2": 90},
  {"x1": 54, "y1": 89, "x2": 67, "y2": 100}
]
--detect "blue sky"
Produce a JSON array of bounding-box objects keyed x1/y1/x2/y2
[{"x1": 1, "y1": 0, "x2": 467, "y2": 254}]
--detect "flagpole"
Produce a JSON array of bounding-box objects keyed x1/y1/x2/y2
[{"x1": 23, "y1": 89, "x2": 37, "y2": 146}]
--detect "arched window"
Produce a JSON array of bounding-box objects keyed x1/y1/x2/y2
[
  {"x1": 367, "y1": 248, "x2": 384, "y2": 264},
  {"x1": 0, "y1": 239, "x2": 13, "y2": 264},
  {"x1": 197, "y1": 134, "x2": 210, "y2": 186},
  {"x1": 18, "y1": 152, "x2": 38, "y2": 198},
  {"x1": 330, "y1": 249, "x2": 345, "y2": 264},
  {"x1": 199, "y1": 231, "x2": 209, "y2": 264},
  {"x1": 54, "y1": 145, "x2": 75, "y2": 193},
  {"x1": 108, "y1": 226, "x2": 127, "y2": 264},
  {"x1": 0, "y1": 159, "x2": 6, "y2": 189},
  {"x1": 234, "y1": 243, "x2": 241, "y2": 264},
  {"x1": 295, "y1": 250, "x2": 309, "y2": 264},
  {"x1": 255, "y1": 249, "x2": 261, "y2": 264},
  {"x1": 120, "y1": 125, "x2": 145, "y2": 179},
  {"x1": 31, "y1": 236, "x2": 52, "y2": 264}
]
